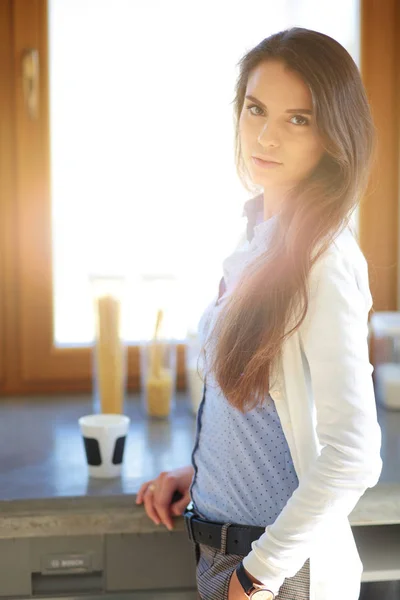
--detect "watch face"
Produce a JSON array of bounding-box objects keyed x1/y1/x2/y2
[{"x1": 250, "y1": 590, "x2": 274, "y2": 600}]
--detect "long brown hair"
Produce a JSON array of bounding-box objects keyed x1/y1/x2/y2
[{"x1": 200, "y1": 27, "x2": 376, "y2": 413}]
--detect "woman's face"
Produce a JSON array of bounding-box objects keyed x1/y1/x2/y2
[{"x1": 239, "y1": 60, "x2": 325, "y2": 192}]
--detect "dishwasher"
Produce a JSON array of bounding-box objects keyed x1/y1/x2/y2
[{"x1": 0, "y1": 531, "x2": 198, "y2": 599}]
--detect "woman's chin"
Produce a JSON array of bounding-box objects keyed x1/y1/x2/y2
[{"x1": 251, "y1": 171, "x2": 284, "y2": 185}]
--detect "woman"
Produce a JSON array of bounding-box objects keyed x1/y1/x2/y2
[{"x1": 136, "y1": 27, "x2": 382, "y2": 600}]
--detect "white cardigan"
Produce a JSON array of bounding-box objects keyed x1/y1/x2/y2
[{"x1": 240, "y1": 225, "x2": 383, "y2": 600}]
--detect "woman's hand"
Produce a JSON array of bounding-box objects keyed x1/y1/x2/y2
[
  {"x1": 227, "y1": 568, "x2": 249, "y2": 599},
  {"x1": 135, "y1": 465, "x2": 194, "y2": 531},
  {"x1": 228, "y1": 564, "x2": 272, "y2": 600}
]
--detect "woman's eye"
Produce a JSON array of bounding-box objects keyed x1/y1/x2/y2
[
  {"x1": 245, "y1": 105, "x2": 310, "y2": 127},
  {"x1": 246, "y1": 104, "x2": 264, "y2": 116},
  {"x1": 290, "y1": 114, "x2": 310, "y2": 126}
]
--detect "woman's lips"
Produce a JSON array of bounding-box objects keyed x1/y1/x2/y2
[{"x1": 252, "y1": 156, "x2": 282, "y2": 168}]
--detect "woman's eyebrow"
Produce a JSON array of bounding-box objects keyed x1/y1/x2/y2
[{"x1": 245, "y1": 95, "x2": 313, "y2": 114}]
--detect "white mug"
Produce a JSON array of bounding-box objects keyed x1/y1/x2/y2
[{"x1": 79, "y1": 414, "x2": 130, "y2": 478}]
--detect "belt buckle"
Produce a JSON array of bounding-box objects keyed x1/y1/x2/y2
[{"x1": 183, "y1": 509, "x2": 196, "y2": 543}]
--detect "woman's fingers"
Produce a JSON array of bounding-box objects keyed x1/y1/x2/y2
[
  {"x1": 136, "y1": 477, "x2": 171, "y2": 528},
  {"x1": 136, "y1": 481, "x2": 161, "y2": 525},
  {"x1": 136, "y1": 481, "x2": 150, "y2": 505},
  {"x1": 135, "y1": 473, "x2": 188, "y2": 530},
  {"x1": 143, "y1": 491, "x2": 163, "y2": 525},
  {"x1": 152, "y1": 474, "x2": 176, "y2": 530},
  {"x1": 154, "y1": 490, "x2": 175, "y2": 530},
  {"x1": 171, "y1": 492, "x2": 191, "y2": 516}
]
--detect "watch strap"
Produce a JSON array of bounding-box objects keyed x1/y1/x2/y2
[{"x1": 235, "y1": 561, "x2": 275, "y2": 599}]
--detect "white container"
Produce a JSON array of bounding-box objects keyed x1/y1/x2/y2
[
  {"x1": 370, "y1": 312, "x2": 400, "y2": 409},
  {"x1": 374, "y1": 363, "x2": 400, "y2": 410},
  {"x1": 79, "y1": 414, "x2": 130, "y2": 478}
]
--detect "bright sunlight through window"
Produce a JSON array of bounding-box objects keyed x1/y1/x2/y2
[{"x1": 49, "y1": 0, "x2": 359, "y2": 346}]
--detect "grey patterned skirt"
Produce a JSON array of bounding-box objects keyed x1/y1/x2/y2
[{"x1": 194, "y1": 515, "x2": 310, "y2": 600}]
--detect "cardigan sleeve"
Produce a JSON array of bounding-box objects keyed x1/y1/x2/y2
[{"x1": 241, "y1": 249, "x2": 383, "y2": 596}]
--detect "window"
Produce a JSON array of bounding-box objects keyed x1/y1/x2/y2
[
  {"x1": 9, "y1": 0, "x2": 399, "y2": 395},
  {"x1": 48, "y1": 0, "x2": 360, "y2": 347}
]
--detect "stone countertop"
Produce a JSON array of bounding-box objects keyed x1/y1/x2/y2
[
  {"x1": 0, "y1": 392, "x2": 399, "y2": 538},
  {"x1": 0, "y1": 392, "x2": 197, "y2": 501}
]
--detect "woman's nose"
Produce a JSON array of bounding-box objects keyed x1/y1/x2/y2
[{"x1": 257, "y1": 121, "x2": 280, "y2": 147}]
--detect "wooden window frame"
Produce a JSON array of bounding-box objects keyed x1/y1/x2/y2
[
  {"x1": 0, "y1": 0, "x2": 186, "y2": 394},
  {"x1": 0, "y1": 0, "x2": 398, "y2": 394},
  {"x1": 359, "y1": 0, "x2": 399, "y2": 312}
]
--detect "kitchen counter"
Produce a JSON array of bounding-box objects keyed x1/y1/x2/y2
[
  {"x1": 0, "y1": 392, "x2": 197, "y2": 536},
  {"x1": 0, "y1": 391, "x2": 399, "y2": 527},
  {"x1": 1, "y1": 391, "x2": 400, "y2": 597},
  {"x1": 0, "y1": 392, "x2": 199, "y2": 599},
  {"x1": 0, "y1": 392, "x2": 197, "y2": 502}
]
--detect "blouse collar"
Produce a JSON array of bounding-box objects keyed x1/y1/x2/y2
[
  {"x1": 242, "y1": 193, "x2": 279, "y2": 249},
  {"x1": 220, "y1": 197, "x2": 279, "y2": 293}
]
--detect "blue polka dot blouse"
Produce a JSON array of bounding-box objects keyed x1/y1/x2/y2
[{"x1": 189, "y1": 196, "x2": 299, "y2": 526}]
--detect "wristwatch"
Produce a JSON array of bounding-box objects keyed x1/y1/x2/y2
[{"x1": 235, "y1": 561, "x2": 275, "y2": 599}]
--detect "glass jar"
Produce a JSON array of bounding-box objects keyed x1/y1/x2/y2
[
  {"x1": 90, "y1": 275, "x2": 127, "y2": 414},
  {"x1": 140, "y1": 339, "x2": 177, "y2": 418}
]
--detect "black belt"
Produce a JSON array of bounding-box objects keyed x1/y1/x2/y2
[{"x1": 183, "y1": 507, "x2": 266, "y2": 555}]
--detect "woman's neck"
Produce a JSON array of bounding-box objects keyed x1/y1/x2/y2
[{"x1": 263, "y1": 188, "x2": 290, "y2": 221}]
